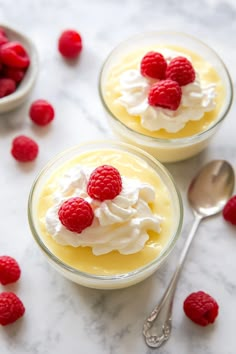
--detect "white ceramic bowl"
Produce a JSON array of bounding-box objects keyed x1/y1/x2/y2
[{"x1": 0, "y1": 24, "x2": 39, "y2": 113}]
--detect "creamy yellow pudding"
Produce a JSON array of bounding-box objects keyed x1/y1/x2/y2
[
  {"x1": 38, "y1": 150, "x2": 172, "y2": 274},
  {"x1": 28, "y1": 142, "x2": 182, "y2": 289},
  {"x1": 99, "y1": 32, "x2": 233, "y2": 162},
  {"x1": 104, "y1": 46, "x2": 225, "y2": 140}
]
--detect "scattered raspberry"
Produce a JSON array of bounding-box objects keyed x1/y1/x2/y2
[
  {"x1": 183, "y1": 291, "x2": 219, "y2": 326},
  {"x1": 0, "y1": 78, "x2": 16, "y2": 98},
  {"x1": 87, "y1": 165, "x2": 122, "y2": 201},
  {"x1": 0, "y1": 256, "x2": 21, "y2": 285},
  {"x1": 166, "y1": 56, "x2": 195, "y2": 86},
  {"x1": 29, "y1": 99, "x2": 55, "y2": 126},
  {"x1": 11, "y1": 135, "x2": 39, "y2": 162},
  {"x1": 2, "y1": 66, "x2": 25, "y2": 84},
  {"x1": 58, "y1": 30, "x2": 82, "y2": 59},
  {"x1": 148, "y1": 79, "x2": 182, "y2": 110},
  {"x1": 58, "y1": 197, "x2": 94, "y2": 233},
  {"x1": 0, "y1": 41, "x2": 30, "y2": 69},
  {"x1": 0, "y1": 292, "x2": 25, "y2": 326},
  {"x1": 140, "y1": 51, "x2": 167, "y2": 80},
  {"x1": 223, "y1": 195, "x2": 236, "y2": 225}
]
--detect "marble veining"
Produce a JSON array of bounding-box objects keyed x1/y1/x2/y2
[{"x1": 0, "y1": 0, "x2": 236, "y2": 353}]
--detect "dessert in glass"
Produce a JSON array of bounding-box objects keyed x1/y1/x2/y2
[
  {"x1": 28, "y1": 141, "x2": 183, "y2": 289},
  {"x1": 99, "y1": 32, "x2": 233, "y2": 162}
]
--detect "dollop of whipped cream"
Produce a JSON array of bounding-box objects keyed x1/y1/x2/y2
[
  {"x1": 45, "y1": 165, "x2": 162, "y2": 255},
  {"x1": 117, "y1": 49, "x2": 217, "y2": 133}
]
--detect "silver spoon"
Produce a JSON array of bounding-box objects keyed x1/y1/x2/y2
[{"x1": 143, "y1": 160, "x2": 235, "y2": 348}]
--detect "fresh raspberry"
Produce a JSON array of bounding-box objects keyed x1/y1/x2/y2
[
  {"x1": 29, "y1": 99, "x2": 55, "y2": 126},
  {"x1": 2, "y1": 66, "x2": 25, "y2": 84},
  {"x1": 166, "y1": 56, "x2": 195, "y2": 86},
  {"x1": 11, "y1": 135, "x2": 39, "y2": 162},
  {"x1": 148, "y1": 79, "x2": 182, "y2": 110},
  {"x1": 0, "y1": 41, "x2": 30, "y2": 69},
  {"x1": 58, "y1": 30, "x2": 82, "y2": 59},
  {"x1": 0, "y1": 292, "x2": 25, "y2": 326},
  {"x1": 58, "y1": 197, "x2": 94, "y2": 233},
  {"x1": 0, "y1": 256, "x2": 21, "y2": 285},
  {"x1": 0, "y1": 78, "x2": 16, "y2": 98},
  {"x1": 87, "y1": 165, "x2": 122, "y2": 201},
  {"x1": 223, "y1": 195, "x2": 236, "y2": 225},
  {"x1": 140, "y1": 51, "x2": 167, "y2": 80},
  {"x1": 183, "y1": 291, "x2": 219, "y2": 326}
]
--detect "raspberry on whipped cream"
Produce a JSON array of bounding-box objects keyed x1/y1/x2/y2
[
  {"x1": 117, "y1": 48, "x2": 217, "y2": 133},
  {"x1": 45, "y1": 165, "x2": 162, "y2": 256}
]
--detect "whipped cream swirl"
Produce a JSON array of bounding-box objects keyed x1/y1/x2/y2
[
  {"x1": 117, "y1": 49, "x2": 217, "y2": 133},
  {"x1": 45, "y1": 165, "x2": 162, "y2": 255}
]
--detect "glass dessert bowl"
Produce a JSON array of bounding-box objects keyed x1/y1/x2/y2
[
  {"x1": 28, "y1": 141, "x2": 183, "y2": 289},
  {"x1": 99, "y1": 31, "x2": 233, "y2": 163}
]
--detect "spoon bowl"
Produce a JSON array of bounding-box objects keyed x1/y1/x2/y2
[{"x1": 188, "y1": 160, "x2": 235, "y2": 217}]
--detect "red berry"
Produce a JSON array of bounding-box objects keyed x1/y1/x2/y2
[
  {"x1": 223, "y1": 195, "x2": 236, "y2": 225},
  {"x1": 183, "y1": 291, "x2": 219, "y2": 326},
  {"x1": 0, "y1": 41, "x2": 30, "y2": 69},
  {"x1": 58, "y1": 197, "x2": 94, "y2": 233},
  {"x1": 166, "y1": 56, "x2": 195, "y2": 86},
  {"x1": 2, "y1": 66, "x2": 25, "y2": 83},
  {"x1": 11, "y1": 135, "x2": 39, "y2": 162},
  {"x1": 87, "y1": 165, "x2": 122, "y2": 201},
  {"x1": 0, "y1": 256, "x2": 21, "y2": 285},
  {"x1": 140, "y1": 51, "x2": 167, "y2": 80},
  {"x1": 29, "y1": 99, "x2": 55, "y2": 126},
  {"x1": 58, "y1": 30, "x2": 82, "y2": 59},
  {"x1": 148, "y1": 79, "x2": 182, "y2": 110},
  {"x1": 0, "y1": 292, "x2": 25, "y2": 326},
  {"x1": 0, "y1": 78, "x2": 16, "y2": 98}
]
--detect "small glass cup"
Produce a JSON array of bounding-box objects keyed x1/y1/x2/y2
[
  {"x1": 99, "y1": 31, "x2": 233, "y2": 163},
  {"x1": 28, "y1": 141, "x2": 183, "y2": 289}
]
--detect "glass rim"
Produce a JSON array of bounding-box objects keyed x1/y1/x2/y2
[
  {"x1": 28, "y1": 140, "x2": 183, "y2": 282},
  {"x1": 98, "y1": 30, "x2": 234, "y2": 145}
]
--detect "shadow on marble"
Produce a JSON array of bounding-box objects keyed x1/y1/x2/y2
[
  {"x1": 0, "y1": 104, "x2": 29, "y2": 135},
  {"x1": 12, "y1": 160, "x2": 38, "y2": 173},
  {"x1": 2, "y1": 281, "x2": 21, "y2": 294},
  {"x1": 30, "y1": 122, "x2": 53, "y2": 137},
  {"x1": 164, "y1": 148, "x2": 210, "y2": 192},
  {"x1": 0, "y1": 316, "x2": 25, "y2": 339},
  {"x1": 57, "y1": 53, "x2": 83, "y2": 68}
]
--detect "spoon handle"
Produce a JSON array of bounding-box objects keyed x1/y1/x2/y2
[{"x1": 143, "y1": 214, "x2": 202, "y2": 348}]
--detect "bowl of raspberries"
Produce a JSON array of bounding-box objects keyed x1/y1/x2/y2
[{"x1": 0, "y1": 24, "x2": 38, "y2": 113}]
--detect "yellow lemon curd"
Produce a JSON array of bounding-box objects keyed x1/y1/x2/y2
[
  {"x1": 37, "y1": 149, "x2": 174, "y2": 276},
  {"x1": 103, "y1": 46, "x2": 226, "y2": 139}
]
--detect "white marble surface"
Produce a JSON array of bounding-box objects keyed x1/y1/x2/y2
[{"x1": 0, "y1": 0, "x2": 236, "y2": 353}]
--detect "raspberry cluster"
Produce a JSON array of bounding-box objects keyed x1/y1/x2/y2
[
  {"x1": 8, "y1": 28, "x2": 82, "y2": 163},
  {"x1": 0, "y1": 256, "x2": 25, "y2": 326},
  {"x1": 0, "y1": 27, "x2": 30, "y2": 98},
  {"x1": 140, "y1": 51, "x2": 196, "y2": 111},
  {"x1": 58, "y1": 165, "x2": 122, "y2": 234}
]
